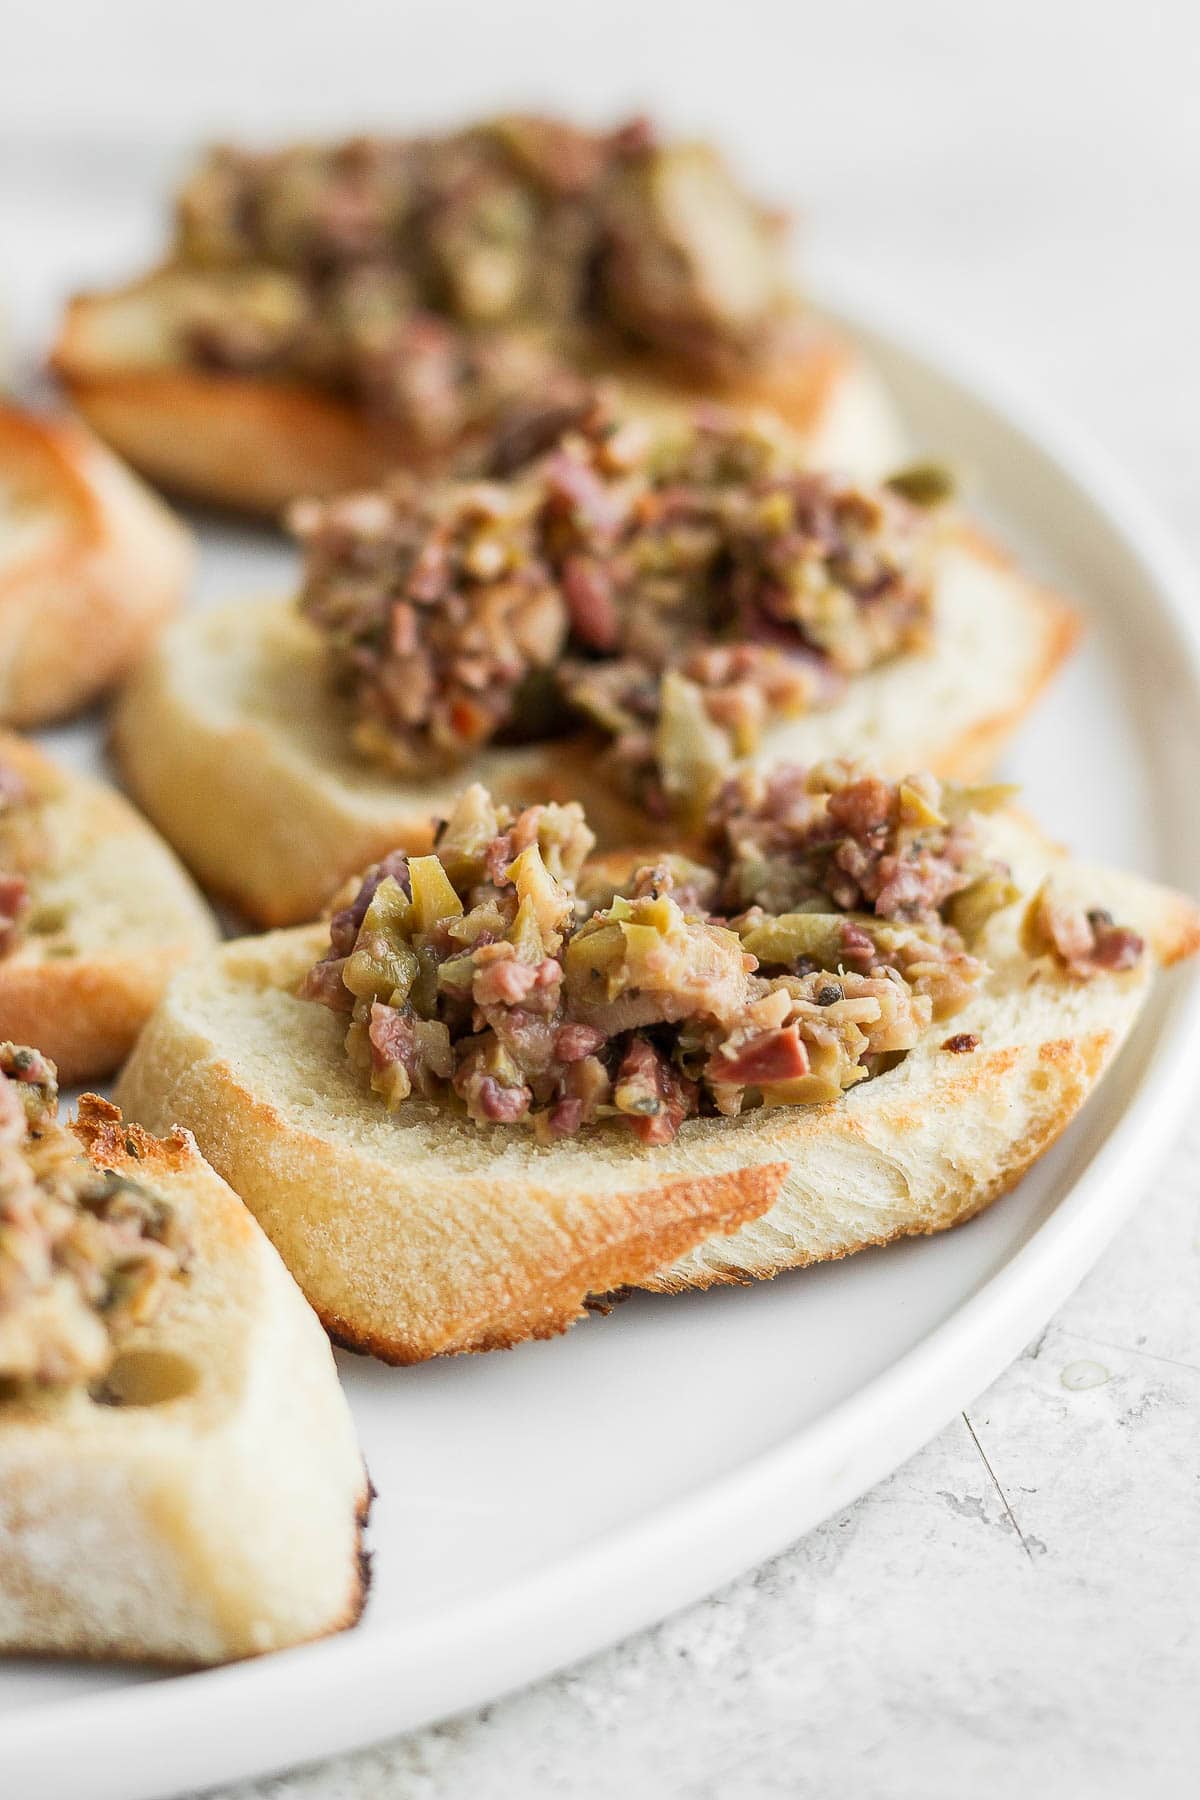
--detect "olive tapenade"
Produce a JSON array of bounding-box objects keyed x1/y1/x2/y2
[
  {"x1": 301, "y1": 765, "x2": 1103, "y2": 1145},
  {"x1": 166, "y1": 116, "x2": 792, "y2": 446},
  {"x1": 0, "y1": 1047, "x2": 189, "y2": 1387},
  {"x1": 293, "y1": 399, "x2": 941, "y2": 813}
]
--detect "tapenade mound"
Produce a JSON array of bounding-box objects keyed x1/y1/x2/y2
[
  {"x1": 167, "y1": 119, "x2": 789, "y2": 421},
  {"x1": 53, "y1": 115, "x2": 909, "y2": 511},
  {"x1": 292, "y1": 398, "x2": 943, "y2": 817},
  {"x1": 0, "y1": 1044, "x2": 188, "y2": 1388},
  {"x1": 300, "y1": 764, "x2": 1145, "y2": 1145},
  {"x1": 111, "y1": 419, "x2": 1077, "y2": 930}
]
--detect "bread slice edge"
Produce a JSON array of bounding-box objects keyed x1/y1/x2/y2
[{"x1": 0, "y1": 1100, "x2": 369, "y2": 1664}]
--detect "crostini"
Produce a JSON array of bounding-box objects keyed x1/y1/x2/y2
[
  {"x1": 0, "y1": 732, "x2": 216, "y2": 1080},
  {"x1": 0, "y1": 1053, "x2": 367, "y2": 1662},
  {"x1": 52, "y1": 116, "x2": 907, "y2": 511},
  {"x1": 0, "y1": 403, "x2": 192, "y2": 725},
  {"x1": 112, "y1": 401, "x2": 1076, "y2": 926},
  {"x1": 114, "y1": 765, "x2": 1199, "y2": 1363}
]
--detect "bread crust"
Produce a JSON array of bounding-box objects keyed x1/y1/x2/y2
[
  {"x1": 53, "y1": 282, "x2": 907, "y2": 513},
  {"x1": 117, "y1": 930, "x2": 783, "y2": 1362},
  {"x1": 0, "y1": 404, "x2": 192, "y2": 724},
  {"x1": 313, "y1": 1159, "x2": 785, "y2": 1363},
  {"x1": 0, "y1": 730, "x2": 217, "y2": 1080},
  {"x1": 0, "y1": 1098, "x2": 368, "y2": 1664},
  {"x1": 110, "y1": 526, "x2": 1078, "y2": 927},
  {"x1": 112, "y1": 816, "x2": 1199, "y2": 1363}
]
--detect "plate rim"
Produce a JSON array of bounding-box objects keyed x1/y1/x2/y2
[{"x1": 5, "y1": 278, "x2": 1200, "y2": 1800}]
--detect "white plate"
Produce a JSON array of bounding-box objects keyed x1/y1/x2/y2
[{"x1": 2, "y1": 262, "x2": 1200, "y2": 1800}]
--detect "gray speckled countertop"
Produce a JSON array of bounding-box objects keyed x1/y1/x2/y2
[{"x1": 7, "y1": 3, "x2": 1198, "y2": 1793}]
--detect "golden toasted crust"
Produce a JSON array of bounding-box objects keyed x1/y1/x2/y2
[
  {"x1": 53, "y1": 283, "x2": 904, "y2": 514},
  {"x1": 113, "y1": 819, "x2": 1200, "y2": 1363},
  {"x1": 0, "y1": 404, "x2": 192, "y2": 724},
  {"x1": 71, "y1": 1089, "x2": 200, "y2": 1170},
  {"x1": 320, "y1": 1161, "x2": 785, "y2": 1363},
  {"x1": 55, "y1": 359, "x2": 432, "y2": 518},
  {"x1": 0, "y1": 731, "x2": 217, "y2": 1081},
  {"x1": 0, "y1": 1096, "x2": 368, "y2": 1665},
  {"x1": 0, "y1": 954, "x2": 193, "y2": 1089}
]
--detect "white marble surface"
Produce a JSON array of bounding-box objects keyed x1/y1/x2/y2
[{"x1": 5, "y1": 3, "x2": 1200, "y2": 1794}]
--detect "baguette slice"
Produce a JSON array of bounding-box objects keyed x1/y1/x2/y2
[
  {"x1": 113, "y1": 812, "x2": 1199, "y2": 1365},
  {"x1": 0, "y1": 1096, "x2": 368, "y2": 1663},
  {"x1": 0, "y1": 403, "x2": 192, "y2": 725},
  {"x1": 111, "y1": 525, "x2": 1077, "y2": 927},
  {"x1": 53, "y1": 276, "x2": 908, "y2": 513},
  {"x1": 0, "y1": 731, "x2": 217, "y2": 1080}
]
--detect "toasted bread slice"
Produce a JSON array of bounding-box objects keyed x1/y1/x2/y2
[
  {"x1": 0, "y1": 403, "x2": 192, "y2": 725},
  {"x1": 111, "y1": 525, "x2": 1077, "y2": 927},
  {"x1": 0, "y1": 732, "x2": 217, "y2": 1080},
  {"x1": 53, "y1": 276, "x2": 908, "y2": 514},
  {"x1": 0, "y1": 1096, "x2": 368, "y2": 1663},
  {"x1": 113, "y1": 812, "x2": 1199, "y2": 1364}
]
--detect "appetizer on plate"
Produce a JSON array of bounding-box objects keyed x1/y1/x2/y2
[
  {"x1": 52, "y1": 115, "x2": 907, "y2": 512},
  {"x1": 0, "y1": 1052, "x2": 367, "y2": 1663},
  {"x1": 115, "y1": 764, "x2": 1199, "y2": 1363},
  {"x1": 0, "y1": 402, "x2": 192, "y2": 725},
  {"x1": 113, "y1": 399, "x2": 1076, "y2": 925},
  {"x1": 0, "y1": 731, "x2": 216, "y2": 1081}
]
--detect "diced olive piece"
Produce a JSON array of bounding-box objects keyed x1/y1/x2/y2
[
  {"x1": 886, "y1": 462, "x2": 957, "y2": 507},
  {"x1": 628, "y1": 892, "x2": 676, "y2": 934},
  {"x1": 606, "y1": 144, "x2": 782, "y2": 343},
  {"x1": 477, "y1": 1035, "x2": 525, "y2": 1087},
  {"x1": 342, "y1": 937, "x2": 419, "y2": 1005},
  {"x1": 364, "y1": 873, "x2": 413, "y2": 937},
  {"x1": 436, "y1": 783, "x2": 501, "y2": 887},
  {"x1": 947, "y1": 873, "x2": 1021, "y2": 943},
  {"x1": 533, "y1": 801, "x2": 596, "y2": 885},
  {"x1": 343, "y1": 877, "x2": 419, "y2": 1002},
  {"x1": 371, "y1": 1058, "x2": 413, "y2": 1109},
  {"x1": 898, "y1": 782, "x2": 947, "y2": 831},
  {"x1": 447, "y1": 897, "x2": 510, "y2": 947},
  {"x1": 760, "y1": 1074, "x2": 844, "y2": 1107},
  {"x1": 408, "y1": 855, "x2": 465, "y2": 931},
  {"x1": 509, "y1": 843, "x2": 572, "y2": 950},
  {"x1": 655, "y1": 671, "x2": 732, "y2": 828},
  {"x1": 563, "y1": 919, "x2": 627, "y2": 1000},
  {"x1": 436, "y1": 954, "x2": 478, "y2": 996},
  {"x1": 739, "y1": 912, "x2": 849, "y2": 969},
  {"x1": 507, "y1": 894, "x2": 547, "y2": 964},
  {"x1": 409, "y1": 943, "x2": 442, "y2": 1016}
]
